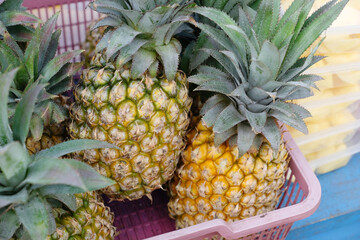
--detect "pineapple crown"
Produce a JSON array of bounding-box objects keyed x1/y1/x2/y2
[
  {"x1": 0, "y1": 13, "x2": 83, "y2": 141},
  {"x1": 0, "y1": 0, "x2": 40, "y2": 42},
  {"x1": 194, "y1": 0, "x2": 260, "y2": 12},
  {"x1": 89, "y1": 0, "x2": 196, "y2": 80},
  {"x1": 187, "y1": 0, "x2": 348, "y2": 155},
  {"x1": 180, "y1": 0, "x2": 262, "y2": 75},
  {"x1": 0, "y1": 69, "x2": 117, "y2": 240}
]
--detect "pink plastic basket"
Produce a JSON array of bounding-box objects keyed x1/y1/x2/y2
[{"x1": 23, "y1": 1, "x2": 322, "y2": 239}]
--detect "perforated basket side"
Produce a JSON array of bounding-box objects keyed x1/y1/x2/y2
[{"x1": 104, "y1": 130, "x2": 321, "y2": 240}]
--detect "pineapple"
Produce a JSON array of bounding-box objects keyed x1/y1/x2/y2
[
  {"x1": 47, "y1": 191, "x2": 116, "y2": 240},
  {"x1": 0, "y1": 70, "x2": 116, "y2": 240},
  {"x1": 0, "y1": 12, "x2": 83, "y2": 153},
  {"x1": 168, "y1": 0, "x2": 348, "y2": 228},
  {"x1": 69, "y1": 0, "x2": 195, "y2": 201}
]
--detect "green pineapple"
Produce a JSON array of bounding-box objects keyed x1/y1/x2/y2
[
  {"x1": 0, "y1": 69, "x2": 117, "y2": 240},
  {"x1": 0, "y1": 12, "x2": 83, "y2": 154},
  {"x1": 168, "y1": 0, "x2": 348, "y2": 228},
  {"x1": 69, "y1": 0, "x2": 195, "y2": 201}
]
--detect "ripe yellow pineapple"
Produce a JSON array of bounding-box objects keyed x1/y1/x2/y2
[
  {"x1": 168, "y1": 0, "x2": 348, "y2": 228},
  {"x1": 69, "y1": 0, "x2": 195, "y2": 201},
  {"x1": 169, "y1": 121, "x2": 289, "y2": 227}
]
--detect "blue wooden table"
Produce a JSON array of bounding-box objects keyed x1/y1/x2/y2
[{"x1": 287, "y1": 154, "x2": 360, "y2": 240}]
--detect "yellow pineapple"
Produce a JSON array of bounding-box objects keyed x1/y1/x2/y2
[
  {"x1": 168, "y1": 0, "x2": 347, "y2": 228},
  {"x1": 169, "y1": 121, "x2": 289, "y2": 227}
]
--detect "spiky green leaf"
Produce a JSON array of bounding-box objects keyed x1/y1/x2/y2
[
  {"x1": 0, "y1": 142, "x2": 30, "y2": 187},
  {"x1": 38, "y1": 12, "x2": 59, "y2": 72},
  {"x1": 220, "y1": 50, "x2": 246, "y2": 84},
  {"x1": 0, "y1": 210, "x2": 19, "y2": 239},
  {"x1": 253, "y1": 0, "x2": 274, "y2": 44},
  {"x1": 25, "y1": 158, "x2": 115, "y2": 191},
  {"x1": 12, "y1": 84, "x2": 45, "y2": 144},
  {"x1": 96, "y1": 30, "x2": 113, "y2": 53},
  {"x1": 47, "y1": 62, "x2": 82, "y2": 91},
  {"x1": 203, "y1": 48, "x2": 244, "y2": 83},
  {"x1": 262, "y1": 118, "x2": 281, "y2": 152},
  {"x1": 3, "y1": 31, "x2": 23, "y2": 59},
  {"x1": 214, "y1": 126, "x2": 237, "y2": 146},
  {"x1": 248, "y1": 60, "x2": 272, "y2": 87},
  {"x1": 0, "y1": 187, "x2": 28, "y2": 209},
  {"x1": 194, "y1": 78, "x2": 235, "y2": 95},
  {"x1": 282, "y1": 0, "x2": 348, "y2": 72},
  {"x1": 288, "y1": 0, "x2": 314, "y2": 48},
  {"x1": 34, "y1": 139, "x2": 120, "y2": 160},
  {"x1": 0, "y1": 0, "x2": 23, "y2": 11},
  {"x1": 0, "y1": 40, "x2": 21, "y2": 73},
  {"x1": 197, "y1": 65, "x2": 228, "y2": 78},
  {"x1": 192, "y1": 7, "x2": 258, "y2": 59},
  {"x1": 0, "y1": 10, "x2": 40, "y2": 26},
  {"x1": 38, "y1": 185, "x2": 87, "y2": 195},
  {"x1": 40, "y1": 50, "x2": 83, "y2": 83},
  {"x1": 288, "y1": 103, "x2": 311, "y2": 119},
  {"x1": 155, "y1": 39, "x2": 180, "y2": 80},
  {"x1": 0, "y1": 69, "x2": 17, "y2": 145},
  {"x1": 243, "y1": 107, "x2": 267, "y2": 133},
  {"x1": 200, "y1": 94, "x2": 227, "y2": 116},
  {"x1": 106, "y1": 25, "x2": 140, "y2": 59},
  {"x1": 230, "y1": 84, "x2": 253, "y2": 105},
  {"x1": 29, "y1": 114, "x2": 44, "y2": 141},
  {"x1": 202, "y1": 101, "x2": 229, "y2": 127},
  {"x1": 15, "y1": 196, "x2": 50, "y2": 240},
  {"x1": 237, "y1": 122, "x2": 256, "y2": 156},
  {"x1": 116, "y1": 38, "x2": 148, "y2": 67},
  {"x1": 270, "y1": 109, "x2": 308, "y2": 134},
  {"x1": 213, "y1": 104, "x2": 245, "y2": 133},
  {"x1": 188, "y1": 73, "x2": 232, "y2": 86},
  {"x1": 130, "y1": 48, "x2": 157, "y2": 78},
  {"x1": 46, "y1": 194, "x2": 77, "y2": 212},
  {"x1": 272, "y1": 8, "x2": 300, "y2": 49},
  {"x1": 189, "y1": 32, "x2": 212, "y2": 72},
  {"x1": 91, "y1": 16, "x2": 122, "y2": 31},
  {"x1": 258, "y1": 41, "x2": 281, "y2": 81}
]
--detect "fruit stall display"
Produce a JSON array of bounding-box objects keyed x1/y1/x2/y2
[
  {"x1": 283, "y1": 0, "x2": 360, "y2": 174},
  {"x1": 0, "y1": 0, "x2": 348, "y2": 239}
]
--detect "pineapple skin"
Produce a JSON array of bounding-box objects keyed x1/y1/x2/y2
[
  {"x1": 26, "y1": 122, "x2": 68, "y2": 154},
  {"x1": 69, "y1": 54, "x2": 192, "y2": 201},
  {"x1": 47, "y1": 192, "x2": 116, "y2": 240},
  {"x1": 168, "y1": 120, "x2": 289, "y2": 228}
]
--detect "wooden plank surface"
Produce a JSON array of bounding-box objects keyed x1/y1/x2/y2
[
  {"x1": 287, "y1": 210, "x2": 360, "y2": 240},
  {"x1": 287, "y1": 153, "x2": 360, "y2": 239}
]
